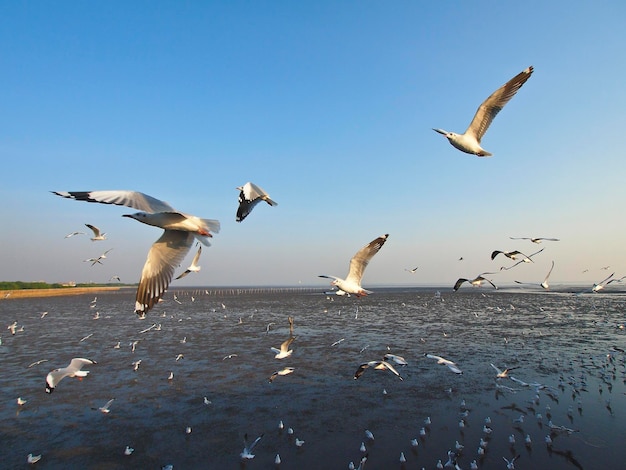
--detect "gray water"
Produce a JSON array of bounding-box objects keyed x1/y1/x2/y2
[{"x1": 1, "y1": 287, "x2": 625, "y2": 469}]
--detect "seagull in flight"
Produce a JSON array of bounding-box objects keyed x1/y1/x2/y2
[
  {"x1": 319, "y1": 234, "x2": 389, "y2": 297},
  {"x1": 53, "y1": 190, "x2": 220, "y2": 317},
  {"x1": 271, "y1": 336, "x2": 296, "y2": 359},
  {"x1": 269, "y1": 367, "x2": 295, "y2": 383},
  {"x1": 509, "y1": 237, "x2": 560, "y2": 244},
  {"x1": 240, "y1": 433, "x2": 263, "y2": 459},
  {"x1": 490, "y1": 363, "x2": 519, "y2": 379},
  {"x1": 491, "y1": 250, "x2": 533, "y2": 262},
  {"x1": 383, "y1": 353, "x2": 408, "y2": 366},
  {"x1": 404, "y1": 266, "x2": 419, "y2": 273},
  {"x1": 85, "y1": 224, "x2": 107, "y2": 241},
  {"x1": 64, "y1": 231, "x2": 85, "y2": 238},
  {"x1": 499, "y1": 248, "x2": 545, "y2": 271},
  {"x1": 433, "y1": 66, "x2": 534, "y2": 156},
  {"x1": 235, "y1": 182, "x2": 277, "y2": 222},
  {"x1": 453, "y1": 274, "x2": 497, "y2": 291},
  {"x1": 592, "y1": 272, "x2": 615, "y2": 292},
  {"x1": 84, "y1": 249, "x2": 113, "y2": 267},
  {"x1": 45, "y1": 358, "x2": 95, "y2": 393},
  {"x1": 94, "y1": 398, "x2": 115, "y2": 413},
  {"x1": 354, "y1": 360, "x2": 404, "y2": 381},
  {"x1": 175, "y1": 245, "x2": 202, "y2": 280},
  {"x1": 514, "y1": 260, "x2": 555, "y2": 289},
  {"x1": 425, "y1": 354, "x2": 463, "y2": 374}
]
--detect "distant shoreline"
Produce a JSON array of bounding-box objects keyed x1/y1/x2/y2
[{"x1": 1, "y1": 286, "x2": 129, "y2": 300}]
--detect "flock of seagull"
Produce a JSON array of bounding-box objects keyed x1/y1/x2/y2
[{"x1": 8, "y1": 64, "x2": 620, "y2": 467}]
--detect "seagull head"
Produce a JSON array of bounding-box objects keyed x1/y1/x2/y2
[
  {"x1": 433, "y1": 128, "x2": 453, "y2": 138},
  {"x1": 123, "y1": 212, "x2": 148, "y2": 222}
]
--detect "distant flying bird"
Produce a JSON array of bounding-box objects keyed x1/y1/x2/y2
[
  {"x1": 491, "y1": 250, "x2": 533, "y2": 262},
  {"x1": 424, "y1": 353, "x2": 463, "y2": 374},
  {"x1": 269, "y1": 367, "x2": 295, "y2": 383},
  {"x1": 45, "y1": 358, "x2": 95, "y2": 393},
  {"x1": 240, "y1": 433, "x2": 263, "y2": 459},
  {"x1": 490, "y1": 363, "x2": 519, "y2": 379},
  {"x1": 353, "y1": 360, "x2": 404, "y2": 381},
  {"x1": 235, "y1": 182, "x2": 277, "y2": 222},
  {"x1": 319, "y1": 234, "x2": 389, "y2": 297},
  {"x1": 175, "y1": 245, "x2": 202, "y2": 280},
  {"x1": 509, "y1": 237, "x2": 560, "y2": 244},
  {"x1": 85, "y1": 223, "x2": 107, "y2": 241},
  {"x1": 453, "y1": 274, "x2": 497, "y2": 291},
  {"x1": 499, "y1": 248, "x2": 545, "y2": 271},
  {"x1": 84, "y1": 248, "x2": 113, "y2": 267},
  {"x1": 27, "y1": 454, "x2": 42, "y2": 464},
  {"x1": 53, "y1": 190, "x2": 220, "y2": 317},
  {"x1": 94, "y1": 398, "x2": 115, "y2": 413},
  {"x1": 514, "y1": 260, "x2": 555, "y2": 289},
  {"x1": 110, "y1": 275, "x2": 121, "y2": 282},
  {"x1": 404, "y1": 266, "x2": 419, "y2": 273},
  {"x1": 271, "y1": 336, "x2": 296, "y2": 359},
  {"x1": 432, "y1": 66, "x2": 534, "y2": 156},
  {"x1": 383, "y1": 353, "x2": 408, "y2": 366},
  {"x1": 64, "y1": 231, "x2": 85, "y2": 238},
  {"x1": 592, "y1": 272, "x2": 615, "y2": 292}
]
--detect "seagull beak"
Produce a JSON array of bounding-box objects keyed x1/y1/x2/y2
[{"x1": 432, "y1": 128, "x2": 447, "y2": 135}]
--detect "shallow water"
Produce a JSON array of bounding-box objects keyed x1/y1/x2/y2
[{"x1": 1, "y1": 288, "x2": 625, "y2": 469}]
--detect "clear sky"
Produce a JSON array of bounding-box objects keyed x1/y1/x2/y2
[{"x1": 1, "y1": 2, "x2": 625, "y2": 289}]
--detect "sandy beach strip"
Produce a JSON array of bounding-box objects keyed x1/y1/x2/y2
[{"x1": 0, "y1": 286, "x2": 128, "y2": 300}]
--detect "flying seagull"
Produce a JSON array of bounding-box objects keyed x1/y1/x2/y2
[
  {"x1": 269, "y1": 367, "x2": 295, "y2": 383},
  {"x1": 354, "y1": 360, "x2": 404, "y2": 381},
  {"x1": 499, "y1": 248, "x2": 545, "y2": 271},
  {"x1": 235, "y1": 182, "x2": 277, "y2": 222},
  {"x1": 490, "y1": 363, "x2": 519, "y2": 379},
  {"x1": 509, "y1": 237, "x2": 560, "y2": 244},
  {"x1": 433, "y1": 66, "x2": 534, "y2": 156},
  {"x1": 491, "y1": 250, "x2": 533, "y2": 262},
  {"x1": 175, "y1": 245, "x2": 202, "y2": 280},
  {"x1": 46, "y1": 358, "x2": 96, "y2": 393},
  {"x1": 52, "y1": 190, "x2": 220, "y2": 317},
  {"x1": 592, "y1": 272, "x2": 615, "y2": 292},
  {"x1": 240, "y1": 433, "x2": 264, "y2": 459},
  {"x1": 425, "y1": 353, "x2": 463, "y2": 374},
  {"x1": 84, "y1": 248, "x2": 113, "y2": 267},
  {"x1": 514, "y1": 260, "x2": 555, "y2": 289},
  {"x1": 64, "y1": 231, "x2": 85, "y2": 238},
  {"x1": 319, "y1": 234, "x2": 389, "y2": 297},
  {"x1": 271, "y1": 336, "x2": 296, "y2": 359},
  {"x1": 85, "y1": 223, "x2": 107, "y2": 241},
  {"x1": 453, "y1": 274, "x2": 497, "y2": 291}
]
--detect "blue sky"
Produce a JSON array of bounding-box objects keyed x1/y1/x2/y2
[{"x1": 1, "y1": 2, "x2": 625, "y2": 288}]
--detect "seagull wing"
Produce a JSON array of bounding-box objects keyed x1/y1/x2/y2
[
  {"x1": 542, "y1": 261, "x2": 555, "y2": 286},
  {"x1": 354, "y1": 362, "x2": 373, "y2": 380},
  {"x1": 453, "y1": 278, "x2": 469, "y2": 291},
  {"x1": 465, "y1": 66, "x2": 533, "y2": 142},
  {"x1": 135, "y1": 230, "x2": 194, "y2": 316},
  {"x1": 53, "y1": 190, "x2": 175, "y2": 213},
  {"x1": 345, "y1": 234, "x2": 389, "y2": 284},
  {"x1": 280, "y1": 336, "x2": 295, "y2": 353},
  {"x1": 85, "y1": 224, "x2": 102, "y2": 238},
  {"x1": 68, "y1": 358, "x2": 95, "y2": 372}
]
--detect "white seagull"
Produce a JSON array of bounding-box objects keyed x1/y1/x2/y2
[
  {"x1": 383, "y1": 353, "x2": 408, "y2": 366},
  {"x1": 85, "y1": 223, "x2": 107, "y2": 241},
  {"x1": 491, "y1": 250, "x2": 533, "y2": 262},
  {"x1": 53, "y1": 190, "x2": 220, "y2": 316},
  {"x1": 235, "y1": 182, "x2": 277, "y2": 222},
  {"x1": 354, "y1": 360, "x2": 404, "y2": 381},
  {"x1": 84, "y1": 248, "x2": 113, "y2": 267},
  {"x1": 64, "y1": 231, "x2": 85, "y2": 238},
  {"x1": 269, "y1": 367, "x2": 295, "y2": 383},
  {"x1": 319, "y1": 234, "x2": 389, "y2": 297},
  {"x1": 175, "y1": 245, "x2": 202, "y2": 280},
  {"x1": 95, "y1": 398, "x2": 115, "y2": 413},
  {"x1": 500, "y1": 248, "x2": 545, "y2": 271},
  {"x1": 592, "y1": 272, "x2": 615, "y2": 292},
  {"x1": 240, "y1": 433, "x2": 263, "y2": 459},
  {"x1": 514, "y1": 260, "x2": 555, "y2": 289},
  {"x1": 425, "y1": 354, "x2": 463, "y2": 374},
  {"x1": 45, "y1": 358, "x2": 95, "y2": 393},
  {"x1": 453, "y1": 274, "x2": 497, "y2": 291},
  {"x1": 490, "y1": 363, "x2": 518, "y2": 379},
  {"x1": 509, "y1": 237, "x2": 560, "y2": 244},
  {"x1": 433, "y1": 66, "x2": 534, "y2": 157},
  {"x1": 271, "y1": 336, "x2": 296, "y2": 359}
]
